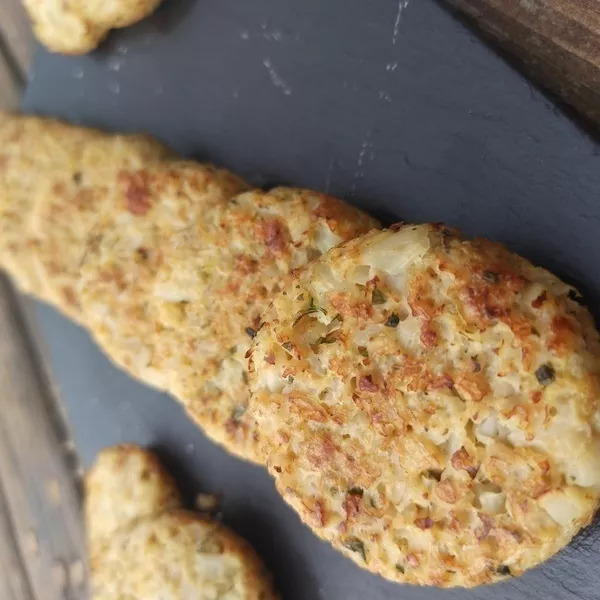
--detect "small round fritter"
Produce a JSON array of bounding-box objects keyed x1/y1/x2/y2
[
  {"x1": 87, "y1": 446, "x2": 277, "y2": 600},
  {"x1": 145, "y1": 187, "x2": 379, "y2": 461},
  {"x1": 91, "y1": 511, "x2": 278, "y2": 600},
  {"x1": 249, "y1": 224, "x2": 600, "y2": 587},
  {"x1": 85, "y1": 444, "x2": 181, "y2": 552},
  {"x1": 23, "y1": 0, "x2": 163, "y2": 55}
]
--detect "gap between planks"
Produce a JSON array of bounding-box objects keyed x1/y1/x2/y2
[{"x1": 0, "y1": 275, "x2": 88, "y2": 600}]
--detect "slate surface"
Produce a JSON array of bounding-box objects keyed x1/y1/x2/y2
[{"x1": 22, "y1": 0, "x2": 600, "y2": 598}]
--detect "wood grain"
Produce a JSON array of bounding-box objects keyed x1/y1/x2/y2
[
  {"x1": 0, "y1": 0, "x2": 34, "y2": 76},
  {"x1": 0, "y1": 0, "x2": 31, "y2": 110},
  {"x1": 0, "y1": 484, "x2": 35, "y2": 600},
  {"x1": 0, "y1": 275, "x2": 87, "y2": 600},
  {"x1": 0, "y1": 50, "x2": 20, "y2": 110},
  {"x1": 443, "y1": 0, "x2": 600, "y2": 128}
]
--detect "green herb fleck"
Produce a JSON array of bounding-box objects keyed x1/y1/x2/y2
[
  {"x1": 309, "y1": 296, "x2": 326, "y2": 314},
  {"x1": 496, "y1": 565, "x2": 511, "y2": 576},
  {"x1": 358, "y1": 346, "x2": 369, "y2": 358},
  {"x1": 287, "y1": 375, "x2": 294, "y2": 384},
  {"x1": 395, "y1": 564, "x2": 405, "y2": 574},
  {"x1": 316, "y1": 334, "x2": 337, "y2": 344},
  {"x1": 482, "y1": 271, "x2": 499, "y2": 284},
  {"x1": 245, "y1": 327, "x2": 257, "y2": 338},
  {"x1": 535, "y1": 363, "x2": 555, "y2": 386},
  {"x1": 343, "y1": 539, "x2": 367, "y2": 562},
  {"x1": 385, "y1": 313, "x2": 400, "y2": 328},
  {"x1": 232, "y1": 405, "x2": 246, "y2": 423},
  {"x1": 372, "y1": 288, "x2": 386, "y2": 304},
  {"x1": 292, "y1": 296, "x2": 327, "y2": 326},
  {"x1": 568, "y1": 289, "x2": 585, "y2": 305},
  {"x1": 348, "y1": 486, "x2": 364, "y2": 496}
]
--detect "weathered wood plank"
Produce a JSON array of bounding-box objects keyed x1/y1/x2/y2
[
  {"x1": 0, "y1": 8, "x2": 70, "y2": 600},
  {"x1": 0, "y1": 483, "x2": 35, "y2": 600},
  {"x1": 0, "y1": 0, "x2": 34, "y2": 76},
  {"x1": 443, "y1": 0, "x2": 600, "y2": 127},
  {"x1": 0, "y1": 49, "x2": 20, "y2": 110},
  {"x1": 0, "y1": 275, "x2": 87, "y2": 600}
]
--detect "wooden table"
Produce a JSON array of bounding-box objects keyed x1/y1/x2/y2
[
  {"x1": 443, "y1": 0, "x2": 600, "y2": 130},
  {"x1": 0, "y1": 0, "x2": 32, "y2": 108},
  {"x1": 0, "y1": 4, "x2": 87, "y2": 600}
]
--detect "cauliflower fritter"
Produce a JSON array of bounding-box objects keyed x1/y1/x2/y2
[
  {"x1": 86, "y1": 445, "x2": 278, "y2": 600},
  {"x1": 144, "y1": 187, "x2": 379, "y2": 461},
  {"x1": 249, "y1": 223, "x2": 600, "y2": 587},
  {"x1": 0, "y1": 112, "x2": 171, "y2": 322},
  {"x1": 0, "y1": 112, "x2": 378, "y2": 462},
  {"x1": 22, "y1": 0, "x2": 163, "y2": 54}
]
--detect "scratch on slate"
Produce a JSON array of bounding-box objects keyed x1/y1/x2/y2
[
  {"x1": 379, "y1": 90, "x2": 392, "y2": 102},
  {"x1": 262, "y1": 59, "x2": 292, "y2": 96},
  {"x1": 261, "y1": 23, "x2": 283, "y2": 41},
  {"x1": 392, "y1": 0, "x2": 409, "y2": 45},
  {"x1": 350, "y1": 134, "x2": 373, "y2": 197},
  {"x1": 358, "y1": 141, "x2": 367, "y2": 167}
]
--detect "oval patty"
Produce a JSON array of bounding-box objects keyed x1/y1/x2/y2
[{"x1": 249, "y1": 223, "x2": 600, "y2": 587}]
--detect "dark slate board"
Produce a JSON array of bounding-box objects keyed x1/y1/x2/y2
[{"x1": 22, "y1": 1, "x2": 600, "y2": 599}]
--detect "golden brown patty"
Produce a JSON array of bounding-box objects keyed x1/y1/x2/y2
[
  {"x1": 22, "y1": 0, "x2": 163, "y2": 54},
  {"x1": 249, "y1": 223, "x2": 600, "y2": 587},
  {"x1": 86, "y1": 445, "x2": 278, "y2": 600},
  {"x1": 0, "y1": 112, "x2": 172, "y2": 322},
  {"x1": 0, "y1": 112, "x2": 378, "y2": 462},
  {"x1": 77, "y1": 158, "x2": 248, "y2": 390},
  {"x1": 142, "y1": 186, "x2": 379, "y2": 461}
]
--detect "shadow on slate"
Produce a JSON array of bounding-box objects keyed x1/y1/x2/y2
[{"x1": 22, "y1": 0, "x2": 600, "y2": 599}]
